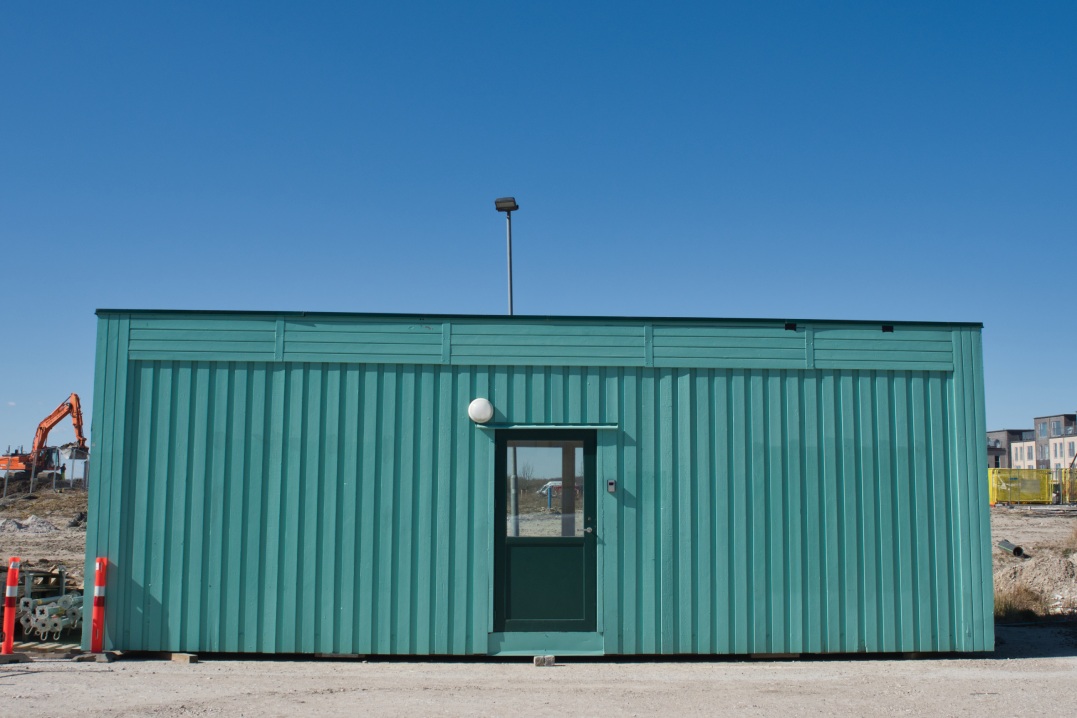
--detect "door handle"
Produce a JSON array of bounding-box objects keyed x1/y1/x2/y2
[{"x1": 582, "y1": 527, "x2": 593, "y2": 534}]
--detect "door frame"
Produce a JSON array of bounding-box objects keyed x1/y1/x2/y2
[{"x1": 492, "y1": 429, "x2": 597, "y2": 633}]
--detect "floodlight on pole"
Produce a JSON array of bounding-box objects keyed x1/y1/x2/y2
[{"x1": 494, "y1": 197, "x2": 518, "y2": 315}]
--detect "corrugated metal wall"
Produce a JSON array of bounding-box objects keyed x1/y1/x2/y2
[
  {"x1": 110, "y1": 361, "x2": 493, "y2": 654},
  {"x1": 86, "y1": 313, "x2": 992, "y2": 655},
  {"x1": 602, "y1": 362, "x2": 990, "y2": 654}
]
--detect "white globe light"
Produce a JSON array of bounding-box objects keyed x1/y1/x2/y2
[{"x1": 468, "y1": 398, "x2": 495, "y2": 424}]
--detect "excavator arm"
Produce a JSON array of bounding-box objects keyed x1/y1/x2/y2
[{"x1": 29, "y1": 393, "x2": 87, "y2": 457}]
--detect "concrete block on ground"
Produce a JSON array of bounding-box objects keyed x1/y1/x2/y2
[
  {"x1": 533, "y1": 655, "x2": 555, "y2": 666},
  {"x1": 170, "y1": 652, "x2": 199, "y2": 664},
  {"x1": 0, "y1": 653, "x2": 32, "y2": 664},
  {"x1": 71, "y1": 652, "x2": 117, "y2": 662}
]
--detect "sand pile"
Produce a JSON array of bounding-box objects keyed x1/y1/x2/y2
[
  {"x1": 991, "y1": 509, "x2": 1077, "y2": 617},
  {"x1": 994, "y1": 548, "x2": 1077, "y2": 614}
]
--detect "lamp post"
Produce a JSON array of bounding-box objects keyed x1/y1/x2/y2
[
  {"x1": 494, "y1": 197, "x2": 520, "y2": 535},
  {"x1": 494, "y1": 197, "x2": 519, "y2": 315}
]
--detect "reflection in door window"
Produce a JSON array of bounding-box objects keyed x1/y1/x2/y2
[{"x1": 505, "y1": 439, "x2": 585, "y2": 537}]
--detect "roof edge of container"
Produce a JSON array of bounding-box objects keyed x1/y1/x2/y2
[{"x1": 95, "y1": 308, "x2": 984, "y2": 329}]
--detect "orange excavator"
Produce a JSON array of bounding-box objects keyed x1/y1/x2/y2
[{"x1": 0, "y1": 393, "x2": 87, "y2": 479}]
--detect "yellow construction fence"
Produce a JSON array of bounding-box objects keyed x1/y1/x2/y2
[{"x1": 989, "y1": 468, "x2": 1077, "y2": 505}]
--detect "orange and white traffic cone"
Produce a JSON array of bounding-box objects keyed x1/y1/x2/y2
[
  {"x1": 90, "y1": 557, "x2": 107, "y2": 653},
  {"x1": 2, "y1": 557, "x2": 20, "y2": 654}
]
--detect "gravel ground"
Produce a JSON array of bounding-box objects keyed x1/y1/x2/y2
[{"x1": 2, "y1": 624, "x2": 1076, "y2": 717}]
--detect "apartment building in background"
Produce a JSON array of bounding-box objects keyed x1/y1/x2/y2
[
  {"x1": 988, "y1": 428, "x2": 1033, "y2": 469},
  {"x1": 998, "y1": 414, "x2": 1077, "y2": 470},
  {"x1": 1033, "y1": 414, "x2": 1076, "y2": 468},
  {"x1": 1048, "y1": 434, "x2": 1077, "y2": 469},
  {"x1": 1010, "y1": 434, "x2": 1037, "y2": 469}
]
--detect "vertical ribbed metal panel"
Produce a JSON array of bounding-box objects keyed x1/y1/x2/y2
[
  {"x1": 600, "y1": 358, "x2": 991, "y2": 654},
  {"x1": 86, "y1": 315, "x2": 991, "y2": 655},
  {"x1": 95, "y1": 362, "x2": 497, "y2": 654}
]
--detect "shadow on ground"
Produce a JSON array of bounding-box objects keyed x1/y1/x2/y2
[
  {"x1": 993, "y1": 623, "x2": 1077, "y2": 659},
  {"x1": 110, "y1": 623, "x2": 1077, "y2": 665}
]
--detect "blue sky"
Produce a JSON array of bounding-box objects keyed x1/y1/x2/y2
[{"x1": 2, "y1": 2, "x2": 1075, "y2": 451}]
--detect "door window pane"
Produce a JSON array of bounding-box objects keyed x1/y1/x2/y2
[{"x1": 505, "y1": 439, "x2": 585, "y2": 538}]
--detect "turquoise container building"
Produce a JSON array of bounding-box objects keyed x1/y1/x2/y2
[{"x1": 84, "y1": 310, "x2": 993, "y2": 656}]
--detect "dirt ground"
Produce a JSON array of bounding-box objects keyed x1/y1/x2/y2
[
  {"x1": 990, "y1": 505, "x2": 1077, "y2": 614},
  {"x1": 0, "y1": 484, "x2": 87, "y2": 587}
]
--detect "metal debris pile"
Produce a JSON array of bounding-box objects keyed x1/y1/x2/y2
[
  {"x1": 20, "y1": 592, "x2": 83, "y2": 640},
  {"x1": 1, "y1": 563, "x2": 82, "y2": 642}
]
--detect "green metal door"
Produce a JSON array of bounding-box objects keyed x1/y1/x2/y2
[{"x1": 493, "y1": 430, "x2": 597, "y2": 632}]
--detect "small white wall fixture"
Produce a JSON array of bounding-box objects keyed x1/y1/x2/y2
[{"x1": 468, "y1": 398, "x2": 495, "y2": 424}]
